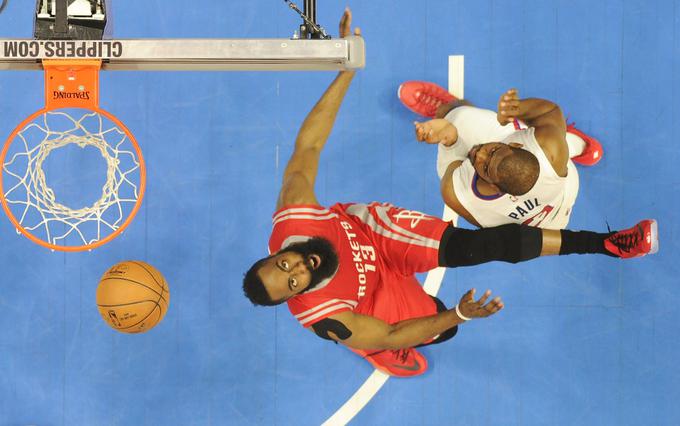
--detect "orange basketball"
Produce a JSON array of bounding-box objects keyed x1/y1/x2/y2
[{"x1": 96, "y1": 260, "x2": 170, "y2": 333}]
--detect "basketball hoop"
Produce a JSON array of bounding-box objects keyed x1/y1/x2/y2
[
  {"x1": 0, "y1": 0, "x2": 364, "y2": 251},
  {"x1": 0, "y1": 60, "x2": 146, "y2": 251}
]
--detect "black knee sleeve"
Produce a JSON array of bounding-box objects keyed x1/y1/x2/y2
[{"x1": 438, "y1": 224, "x2": 542, "y2": 267}]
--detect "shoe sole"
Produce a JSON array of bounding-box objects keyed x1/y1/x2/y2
[
  {"x1": 567, "y1": 127, "x2": 603, "y2": 166},
  {"x1": 364, "y1": 355, "x2": 426, "y2": 377},
  {"x1": 397, "y1": 84, "x2": 430, "y2": 118},
  {"x1": 354, "y1": 348, "x2": 427, "y2": 377},
  {"x1": 649, "y1": 219, "x2": 659, "y2": 254}
]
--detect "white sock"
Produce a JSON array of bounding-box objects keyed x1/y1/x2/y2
[{"x1": 566, "y1": 132, "x2": 587, "y2": 158}]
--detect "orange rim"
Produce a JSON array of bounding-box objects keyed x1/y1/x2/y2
[{"x1": 0, "y1": 106, "x2": 146, "y2": 252}]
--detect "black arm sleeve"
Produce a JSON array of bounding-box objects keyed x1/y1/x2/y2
[{"x1": 311, "y1": 318, "x2": 352, "y2": 342}]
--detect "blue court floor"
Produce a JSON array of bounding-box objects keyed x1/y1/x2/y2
[{"x1": 0, "y1": 1, "x2": 678, "y2": 425}]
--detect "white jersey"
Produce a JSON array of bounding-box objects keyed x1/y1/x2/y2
[{"x1": 445, "y1": 107, "x2": 579, "y2": 229}]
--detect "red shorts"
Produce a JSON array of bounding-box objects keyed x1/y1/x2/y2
[
  {"x1": 333, "y1": 202, "x2": 451, "y2": 324},
  {"x1": 355, "y1": 273, "x2": 440, "y2": 325}
]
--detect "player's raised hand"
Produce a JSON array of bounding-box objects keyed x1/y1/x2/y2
[
  {"x1": 339, "y1": 7, "x2": 361, "y2": 38},
  {"x1": 456, "y1": 288, "x2": 504, "y2": 319},
  {"x1": 497, "y1": 88, "x2": 520, "y2": 126},
  {"x1": 413, "y1": 119, "x2": 458, "y2": 147}
]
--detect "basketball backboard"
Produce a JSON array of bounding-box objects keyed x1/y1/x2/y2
[{"x1": 0, "y1": 37, "x2": 366, "y2": 71}]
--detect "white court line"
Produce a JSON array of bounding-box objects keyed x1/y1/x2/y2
[
  {"x1": 448, "y1": 56, "x2": 464, "y2": 100},
  {"x1": 322, "y1": 56, "x2": 465, "y2": 426}
]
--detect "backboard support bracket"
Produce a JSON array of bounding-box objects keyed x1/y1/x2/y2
[{"x1": 34, "y1": 0, "x2": 108, "y2": 40}]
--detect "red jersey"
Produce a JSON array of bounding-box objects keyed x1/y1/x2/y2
[{"x1": 269, "y1": 202, "x2": 451, "y2": 329}]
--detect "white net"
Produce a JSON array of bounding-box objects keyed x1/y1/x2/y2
[{"x1": 2, "y1": 108, "x2": 143, "y2": 249}]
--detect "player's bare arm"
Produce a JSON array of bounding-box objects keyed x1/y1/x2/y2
[
  {"x1": 440, "y1": 160, "x2": 481, "y2": 227},
  {"x1": 497, "y1": 88, "x2": 569, "y2": 176},
  {"x1": 310, "y1": 289, "x2": 503, "y2": 350},
  {"x1": 276, "y1": 9, "x2": 361, "y2": 210}
]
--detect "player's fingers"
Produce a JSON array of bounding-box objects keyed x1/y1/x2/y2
[
  {"x1": 476, "y1": 289, "x2": 492, "y2": 305},
  {"x1": 486, "y1": 300, "x2": 501, "y2": 313},
  {"x1": 339, "y1": 8, "x2": 351, "y2": 35},
  {"x1": 501, "y1": 110, "x2": 516, "y2": 119},
  {"x1": 414, "y1": 123, "x2": 424, "y2": 139},
  {"x1": 486, "y1": 297, "x2": 503, "y2": 310},
  {"x1": 462, "y1": 288, "x2": 475, "y2": 302},
  {"x1": 340, "y1": 11, "x2": 348, "y2": 27}
]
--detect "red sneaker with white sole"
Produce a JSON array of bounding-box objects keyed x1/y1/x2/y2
[
  {"x1": 351, "y1": 347, "x2": 428, "y2": 377},
  {"x1": 398, "y1": 81, "x2": 457, "y2": 118},
  {"x1": 567, "y1": 122, "x2": 603, "y2": 166},
  {"x1": 604, "y1": 219, "x2": 659, "y2": 258}
]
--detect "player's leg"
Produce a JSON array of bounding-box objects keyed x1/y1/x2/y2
[
  {"x1": 435, "y1": 98, "x2": 474, "y2": 119},
  {"x1": 438, "y1": 219, "x2": 659, "y2": 268}
]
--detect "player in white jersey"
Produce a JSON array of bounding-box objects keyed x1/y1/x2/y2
[
  {"x1": 442, "y1": 109, "x2": 579, "y2": 229},
  {"x1": 399, "y1": 82, "x2": 602, "y2": 229}
]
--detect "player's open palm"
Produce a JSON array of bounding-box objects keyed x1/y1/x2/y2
[{"x1": 457, "y1": 288, "x2": 504, "y2": 319}]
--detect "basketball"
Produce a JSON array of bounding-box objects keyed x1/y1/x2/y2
[{"x1": 96, "y1": 260, "x2": 170, "y2": 333}]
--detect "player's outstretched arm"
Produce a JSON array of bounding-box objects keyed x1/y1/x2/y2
[
  {"x1": 496, "y1": 88, "x2": 569, "y2": 176},
  {"x1": 277, "y1": 9, "x2": 360, "y2": 210},
  {"x1": 311, "y1": 289, "x2": 503, "y2": 350}
]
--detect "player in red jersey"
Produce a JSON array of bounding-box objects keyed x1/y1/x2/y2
[{"x1": 242, "y1": 9, "x2": 658, "y2": 377}]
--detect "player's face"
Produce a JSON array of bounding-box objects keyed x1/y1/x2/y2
[
  {"x1": 257, "y1": 251, "x2": 316, "y2": 301},
  {"x1": 258, "y1": 237, "x2": 339, "y2": 303},
  {"x1": 468, "y1": 142, "x2": 514, "y2": 185}
]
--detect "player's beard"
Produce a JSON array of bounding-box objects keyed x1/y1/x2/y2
[{"x1": 279, "y1": 237, "x2": 339, "y2": 292}]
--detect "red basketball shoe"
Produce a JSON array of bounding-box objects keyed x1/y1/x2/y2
[
  {"x1": 567, "y1": 122, "x2": 603, "y2": 166},
  {"x1": 398, "y1": 81, "x2": 457, "y2": 118},
  {"x1": 352, "y1": 347, "x2": 428, "y2": 377},
  {"x1": 605, "y1": 219, "x2": 659, "y2": 258}
]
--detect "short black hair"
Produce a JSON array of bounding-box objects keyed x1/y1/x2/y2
[
  {"x1": 496, "y1": 147, "x2": 540, "y2": 195},
  {"x1": 242, "y1": 256, "x2": 284, "y2": 306}
]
